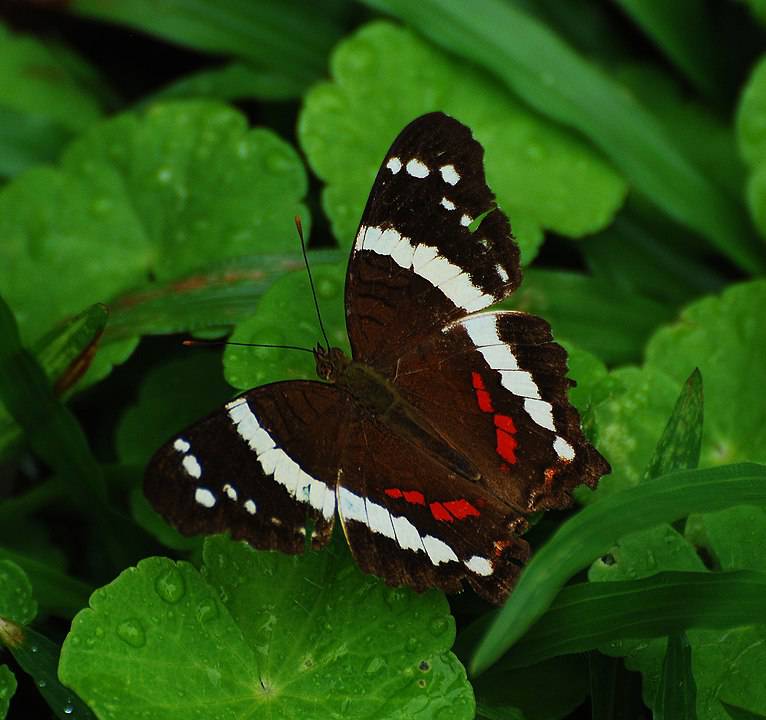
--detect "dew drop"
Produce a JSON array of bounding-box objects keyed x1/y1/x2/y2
[
  {"x1": 364, "y1": 656, "x2": 386, "y2": 675},
  {"x1": 94, "y1": 627, "x2": 104, "y2": 638},
  {"x1": 63, "y1": 703, "x2": 74, "y2": 714},
  {"x1": 116, "y1": 619, "x2": 146, "y2": 648},
  {"x1": 157, "y1": 167, "x2": 173, "y2": 184},
  {"x1": 155, "y1": 567, "x2": 186, "y2": 604},
  {"x1": 197, "y1": 600, "x2": 219, "y2": 623}
]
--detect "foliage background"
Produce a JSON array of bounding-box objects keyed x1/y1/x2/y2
[{"x1": 1, "y1": 1, "x2": 766, "y2": 719}]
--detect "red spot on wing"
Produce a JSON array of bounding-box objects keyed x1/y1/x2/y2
[
  {"x1": 430, "y1": 502, "x2": 454, "y2": 522},
  {"x1": 496, "y1": 428, "x2": 518, "y2": 464},
  {"x1": 475, "y1": 389, "x2": 494, "y2": 413},
  {"x1": 403, "y1": 490, "x2": 425, "y2": 505},
  {"x1": 471, "y1": 371, "x2": 486, "y2": 390},
  {"x1": 384, "y1": 488, "x2": 403, "y2": 498},
  {"x1": 494, "y1": 414, "x2": 516, "y2": 433},
  {"x1": 443, "y1": 499, "x2": 480, "y2": 519}
]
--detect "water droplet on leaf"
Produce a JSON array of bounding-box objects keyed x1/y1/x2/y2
[
  {"x1": 117, "y1": 619, "x2": 146, "y2": 648},
  {"x1": 155, "y1": 567, "x2": 186, "y2": 604}
]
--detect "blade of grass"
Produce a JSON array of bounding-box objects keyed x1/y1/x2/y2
[
  {"x1": 470, "y1": 462, "x2": 766, "y2": 674},
  {"x1": 362, "y1": 0, "x2": 765, "y2": 272},
  {"x1": 654, "y1": 633, "x2": 697, "y2": 720},
  {"x1": 613, "y1": 0, "x2": 721, "y2": 99},
  {"x1": 0, "y1": 295, "x2": 141, "y2": 569}
]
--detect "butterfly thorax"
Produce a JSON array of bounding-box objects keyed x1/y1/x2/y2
[{"x1": 314, "y1": 344, "x2": 478, "y2": 480}]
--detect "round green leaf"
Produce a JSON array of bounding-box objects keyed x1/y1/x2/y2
[
  {"x1": 59, "y1": 536, "x2": 474, "y2": 719},
  {"x1": 0, "y1": 559, "x2": 37, "y2": 625},
  {"x1": 224, "y1": 261, "x2": 348, "y2": 390},
  {"x1": 299, "y1": 21, "x2": 626, "y2": 263},
  {"x1": 0, "y1": 100, "x2": 308, "y2": 345},
  {"x1": 645, "y1": 279, "x2": 766, "y2": 468}
]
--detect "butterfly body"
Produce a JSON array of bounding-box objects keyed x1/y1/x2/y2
[{"x1": 145, "y1": 112, "x2": 610, "y2": 604}]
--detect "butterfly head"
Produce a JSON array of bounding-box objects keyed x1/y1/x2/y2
[{"x1": 314, "y1": 344, "x2": 349, "y2": 383}]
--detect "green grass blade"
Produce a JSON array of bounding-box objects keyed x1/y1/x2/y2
[
  {"x1": 654, "y1": 633, "x2": 697, "y2": 720},
  {"x1": 613, "y1": 0, "x2": 721, "y2": 98},
  {"x1": 470, "y1": 463, "x2": 766, "y2": 674},
  {"x1": 497, "y1": 570, "x2": 766, "y2": 668},
  {"x1": 363, "y1": 0, "x2": 765, "y2": 272}
]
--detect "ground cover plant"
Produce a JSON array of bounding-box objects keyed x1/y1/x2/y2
[{"x1": 1, "y1": 1, "x2": 766, "y2": 718}]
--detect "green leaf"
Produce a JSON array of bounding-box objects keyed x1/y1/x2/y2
[
  {"x1": 299, "y1": 21, "x2": 626, "y2": 263},
  {"x1": 645, "y1": 280, "x2": 766, "y2": 469},
  {"x1": 0, "y1": 303, "x2": 108, "y2": 460},
  {"x1": 655, "y1": 634, "x2": 697, "y2": 720},
  {"x1": 146, "y1": 61, "x2": 309, "y2": 103},
  {"x1": 0, "y1": 100, "x2": 308, "y2": 348},
  {"x1": 470, "y1": 463, "x2": 766, "y2": 674},
  {"x1": 0, "y1": 22, "x2": 102, "y2": 130},
  {"x1": 737, "y1": 55, "x2": 766, "y2": 167},
  {"x1": 501, "y1": 570, "x2": 765, "y2": 668},
  {"x1": 644, "y1": 368, "x2": 703, "y2": 481},
  {"x1": 3, "y1": 624, "x2": 95, "y2": 720},
  {"x1": 224, "y1": 261, "x2": 348, "y2": 390},
  {"x1": 60, "y1": 536, "x2": 475, "y2": 719},
  {"x1": 0, "y1": 665, "x2": 16, "y2": 720},
  {"x1": 612, "y1": 1, "x2": 721, "y2": 98},
  {"x1": 361, "y1": 0, "x2": 764, "y2": 272},
  {"x1": 582, "y1": 366, "x2": 681, "y2": 501},
  {"x1": 0, "y1": 546, "x2": 91, "y2": 620},
  {"x1": 473, "y1": 655, "x2": 588, "y2": 720},
  {"x1": 722, "y1": 701, "x2": 766, "y2": 720},
  {"x1": 0, "y1": 560, "x2": 37, "y2": 625},
  {"x1": 504, "y1": 270, "x2": 674, "y2": 366},
  {"x1": 70, "y1": 0, "x2": 346, "y2": 95},
  {"x1": 117, "y1": 352, "x2": 233, "y2": 467}
]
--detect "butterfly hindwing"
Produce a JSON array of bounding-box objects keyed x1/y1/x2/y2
[
  {"x1": 336, "y1": 408, "x2": 529, "y2": 604},
  {"x1": 144, "y1": 381, "x2": 346, "y2": 553},
  {"x1": 346, "y1": 112, "x2": 521, "y2": 373}
]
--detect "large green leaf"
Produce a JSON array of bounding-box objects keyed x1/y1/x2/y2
[
  {"x1": 361, "y1": 0, "x2": 763, "y2": 272},
  {"x1": 60, "y1": 535, "x2": 474, "y2": 719},
  {"x1": 299, "y1": 21, "x2": 626, "y2": 263}
]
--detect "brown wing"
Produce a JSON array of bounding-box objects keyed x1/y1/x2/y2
[
  {"x1": 345, "y1": 112, "x2": 521, "y2": 375},
  {"x1": 391, "y1": 311, "x2": 610, "y2": 513},
  {"x1": 144, "y1": 381, "x2": 347, "y2": 553},
  {"x1": 336, "y1": 408, "x2": 529, "y2": 605}
]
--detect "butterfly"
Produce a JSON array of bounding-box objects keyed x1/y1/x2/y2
[{"x1": 144, "y1": 112, "x2": 610, "y2": 604}]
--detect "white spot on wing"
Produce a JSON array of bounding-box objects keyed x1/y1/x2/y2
[
  {"x1": 478, "y1": 344, "x2": 519, "y2": 370},
  {"x1": 377, "y1": 227, "x2": 401, "y2": 255},
  {"x1": 464, "y1": 555, "x2": 493, "y2": 576},
  {"x1": 406, "y1": 158, "x2": 429, "y2": 178},
  {"x1": 496, "y1": 264, "x2": 510, "y2": 282},
  {"x1": 365, "y1": 499, "x2": 396, "y2": 540},
  {"x1": 460, "y1": 214, "x2": 473, "y2": 227},
  {"x1": 244, "y1": 499, "x2": 257, "y2": 515},
  {"x1": 391, "y1": 514, "x2": 425, "y2": 553},
  {"x1": 524, "y1": 399, "x2": 556, "y2": 431},
  {"x1": 174, "y1": 438, "x2": 190, "y2": 453},
  {"x1": 500, "y1": 370, "x2": 541, "y2": 399},
  {"x1": 308, "y1": 474, "x2": 326, "y2": 510},
  {"x1": 440, "y1": 197, "x2": 456, "y2": 211},
  {"x1": 322, "y1": 490, "x2": 336, "y2": 521},
  {"x1": 182, "y1": 454, "x2": 202, "y2": 479},
  {"x1": 274, "y1": 453, "x2": 300, "y2": 496},
  {"x1": 223, "y1": 483, "x2": 238, "y2": 501},
  {"x1": 440, "y1": 164, "x2": 460, "y2": 185},
  {"x1": 419, "y1": 255, "x2": 462, "y2": 287},
  {"x1": 194, "y1": 487, "x2": 216, "y2": 508},
  {"x1": 422, "y1": 535, "x2": 459, "y2": 566},
  {"x1": 412, "y1": 243, "x2": 439, "y2": 272},
  {"x1": 338, "y1": 487, "x2": 366, "y2": 523},
  {"x1": 386, "y1": 156, "x2": 402, "y2": 174},
  {"x1": 390, "y1": 235, "x2": 416, "y2": 269},
  {"x1": 554, "y1": 436, "x2": 576, "y2": 461}
]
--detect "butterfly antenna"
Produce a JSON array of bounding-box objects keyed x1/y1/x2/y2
[
  {"x1": 182, "y1": 339, "x2": 314, "y2": 354},
  {"x1": 295, "y1": 215, "x2": 331, "y2": 350}
]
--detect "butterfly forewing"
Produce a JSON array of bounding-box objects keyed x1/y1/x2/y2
[
  {"x1": 144, "y1": 381, "x2": 346, "y2": 553},
  {"x1": 345, "y1": 112, "x2": 521, "y2": 372}
]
